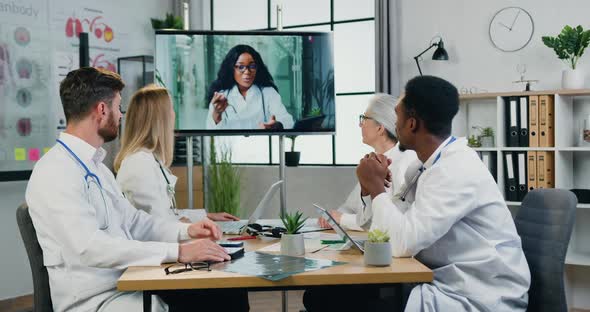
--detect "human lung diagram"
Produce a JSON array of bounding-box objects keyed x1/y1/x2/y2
[{"x1": 65, "y1": 15, "x2": 114, "y2": 43}]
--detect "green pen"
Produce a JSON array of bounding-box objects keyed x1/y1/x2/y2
[{"x1": 321, "y1": 239, "x2": 346, "y2": 244}]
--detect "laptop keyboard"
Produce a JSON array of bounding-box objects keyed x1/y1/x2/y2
[{"x1": 217, "y1": 220, "x2": 248, "y2": 234}]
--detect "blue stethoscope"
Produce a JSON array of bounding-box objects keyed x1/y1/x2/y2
[
  {"x1": 400, "y1": 136, "x2": 457, "y2": 201},
  {"x1": 56, "y1": 139, "x2": 110, "y2": 230}
]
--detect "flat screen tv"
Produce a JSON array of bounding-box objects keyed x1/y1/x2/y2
[{"x1": 155, "y1": 30, "x2": 335, "y2": 136}]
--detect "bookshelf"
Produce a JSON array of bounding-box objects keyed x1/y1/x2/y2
[{"x1": 458, "y1": 89, "x2": 590, "y2": 310}]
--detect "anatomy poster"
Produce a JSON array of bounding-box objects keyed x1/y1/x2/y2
[
  {"x1": 0, "y1": 0, "x2": 55, "y2": 172},
  {"x1": 1, "y1": 0, "x2": 160, "y2": 174}
]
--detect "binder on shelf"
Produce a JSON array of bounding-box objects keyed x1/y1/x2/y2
[
  {"x1": 479, "y1": 151, "x2": 497, "y2": 182},
  {"x1": 536, "y1": 151, "x2": 554, "y2": 189},
  {"x1": 516, "y1": 152, "x2": 527, "y2": 201},
  {"x1": 529, "y1": 95, "x2": 539, "y2": 147},
  {"x1": 504, "y1": 152, "x2": 518, "y2": 201},
  {"x1": 527, "y1": 151, "x2": 537, "y2": 191},
  {"x1": 539, "y1": 95, "x2": 555, "y2": 147},
  {"x1": 519, "y1": 96, "x2": 529, "y2": 147},
  {"x1": 505, "y1": 97, "x2": 520, "y2": 147}
]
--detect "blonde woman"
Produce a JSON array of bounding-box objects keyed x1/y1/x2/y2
[{"x1": 115, "y1": 85, "x2": 239, "y2": 222}]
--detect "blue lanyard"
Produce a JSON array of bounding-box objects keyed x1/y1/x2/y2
[
  {"x1": 56, "y1": 139, "x2": 102, "y2": 188},
  {"x1": 431, "y1": 136, "x2": 457, "y2": 166},
  {"x1": 400, "y1": 136, "x2": 456, "y2": 201}
]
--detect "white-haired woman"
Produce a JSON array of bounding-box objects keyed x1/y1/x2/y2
[
  {"x1": 319, "y1": 93, "x2": 418, "y2": 231},
  {"x1": 114, "y1": 85, "x2": 239, "y2": 222}
]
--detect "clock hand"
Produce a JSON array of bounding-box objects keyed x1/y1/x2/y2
[
  {"x1": 509, "y1": 10, "x2": 521, "y2": 31},
  {"x1": 498, "y1": 22, "x2": 511, "y2": 30}
]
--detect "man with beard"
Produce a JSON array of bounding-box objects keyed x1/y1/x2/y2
[{"x1": 25, "y1": 67, "x2": 249, "y2": 311}]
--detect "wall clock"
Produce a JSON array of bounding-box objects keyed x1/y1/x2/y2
[{"x1": 489, "y1": 7, "x2": 534, "y2": 52}]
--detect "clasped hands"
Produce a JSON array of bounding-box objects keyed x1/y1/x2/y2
[{"x1": 357, "y1": 152, "x2": 392, "y2": 199}]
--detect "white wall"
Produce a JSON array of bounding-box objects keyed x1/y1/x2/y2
[
  {"x1": 398, "y1": 0, "x2": 590, "y2": 92},
  {"x1": 238, "y1": 166, "x2": 357, "y2": 219},
  {"x1": 0, "y1": 0, "x2": 173, "y2": 300}
]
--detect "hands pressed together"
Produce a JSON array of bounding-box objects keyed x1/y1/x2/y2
[
  {"x1": 318, "y1": 153, "x2": 392, "y2": 228},
  {"x1": 357, "y1": 152, "x2": 392, "y2": 199}
]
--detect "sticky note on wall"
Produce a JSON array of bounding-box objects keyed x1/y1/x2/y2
[
  {"x1": 28, "y1": 148, "x2": 41, "y2": 161},
  {"x1": 43, "y1": 147, "x2": 51, "y2": 155},
  {"x1": 14, "y1": 148, "x2": 26, "y2": 161}
]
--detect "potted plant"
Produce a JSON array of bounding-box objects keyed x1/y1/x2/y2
[
  {"x1": 473, "y1": 126, "x2": 495, "y2": 147},
  {"x1": 467, "y1": 135, "x2": 481, "y2": 148},
  {"x1": 285, "y1": 135, "x2": 300, "y2": 167},
  {"x1": 542, "y1": 25, "x2": 590, "y2": 89},
  {"x1": 364, "y1": 229, "x2": 392, "y2": 267},
  {"x1": 151, "y1": 13, "x2": 184, "y2": 30},
  {"x1": 207, "y1": 137, "x2": 241, "y2": 216},
  {"x1": 280, "y1": 211, "x2": 307, "y2": 256}
]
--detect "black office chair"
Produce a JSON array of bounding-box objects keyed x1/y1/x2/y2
[
  {"x1": 515, "y1": 189, "x2": 577, "y2": 312},
  {"x1": 16, "y1": 203, "x2": 54, "y2": 312}
]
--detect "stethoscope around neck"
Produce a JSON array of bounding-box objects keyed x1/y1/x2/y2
[
  {"x1": 155, "y1": 155, "x2": 178, "y2": 216},
  {"x1": 56, "y1": 139, "x2": 110, "y2": 230},
  {"x1": 222, "y1": 85, "x2": 267, "y2": 122},
  {"x1": 399, "y1": 136, "x2": 457, "y2": 201}
]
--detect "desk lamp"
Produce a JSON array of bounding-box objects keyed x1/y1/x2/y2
[{"x1": 414, "y1": 36, "x2": 449, "y2": 75}]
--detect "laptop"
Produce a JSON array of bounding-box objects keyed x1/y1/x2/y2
[
  {"x1": 217, "y1": 180, "x2": 283, "y2": 235},
  {"x1": 293, "y1": 115, "x2": 326, "y2": 131},
  {"x1": 313, "y1": 203, "x2": 366, "y2": 253}
]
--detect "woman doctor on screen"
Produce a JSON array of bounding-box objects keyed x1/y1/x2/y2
[
  {"x1": 115, "y1": 85, "x2": 239, "y2": 222},
  {"x1": 205, "y1": 44, "x2": 294, "y2": 130},
  {"x1": 318, "y1": 93, "x2": 418, "y2": 231}
]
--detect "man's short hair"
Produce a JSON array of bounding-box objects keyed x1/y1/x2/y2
[
  {"x1": 59, "y1": 67, "x2": 125, "y2": 123},
  {"x1": 402, "y1": 75, "x2": 459, "y2": 137}
]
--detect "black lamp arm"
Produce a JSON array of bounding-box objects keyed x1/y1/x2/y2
[{"x1": 413, "y1": 43, "x2": 438, "y2": 76}]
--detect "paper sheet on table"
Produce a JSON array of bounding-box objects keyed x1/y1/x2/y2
[{"x1": 210, "y1": 251, "x2": 347, "y2": 281}]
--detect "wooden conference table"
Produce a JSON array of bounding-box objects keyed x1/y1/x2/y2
[{"x1": 117, "y1": 235, "x2": 433, "y2": 312}]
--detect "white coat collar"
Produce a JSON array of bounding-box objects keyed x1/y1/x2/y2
[
  {"x1": 150, "y1": 150, "x2": 178, "y2": 187},
  {"x1": 422, "y1": 135, "x2": 456, "y2": 170},
  {"x1": 58, "y1": 132, "x2": 107, "y2": 166},
  {"x1": 384, "y1": 144, "x2": 399, "y2": 158},
  {"x1": 228, "y1": 84, "x2": 261, "y2": 101}
]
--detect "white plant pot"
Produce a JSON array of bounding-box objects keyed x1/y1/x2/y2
[
  {"x1": 364, "y1": 242, "x2": 392, "y2": 266},
  {"x1": 479, "y1": 136, "x2": 495, "y2": 148},
  {"x1": 280, "y1": 233, "x2": 305, "y2": 256},
  {"x1": 562, "y1": 69, "x2": 585, "y2": 89}
]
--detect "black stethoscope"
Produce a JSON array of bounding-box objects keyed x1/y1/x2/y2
[
  {"x1": 155, "y1": 156, "x2": 178, "y2": 215},
  {"x1": 400, "y1": 136, "x2": 457, "y2": 202},
  {"x1": 56, "y1": 139, "x2": 110, "y2": 230}
]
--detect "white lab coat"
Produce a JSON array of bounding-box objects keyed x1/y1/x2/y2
[
  {"x1": 26, "y1": 133, "x2": 191, "y2": 312},
  {"x1": 206, "y1": 84, "x2": 294, "y2": 129},
  {"x1": 116, "y1": 149, "x2": 207, "y2": 221},
  {"x1": 338, "y1": 144, "x2": 417, "y2": 231},
  {"x1": 371, "y1": 137, "x2": 531, "y2": 311}
]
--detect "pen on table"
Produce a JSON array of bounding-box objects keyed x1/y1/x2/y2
[
  {"x1": 311, "y1": 245, "x2": 329, "y2": 253},
  {"x1": 227, "y1": 235, "x2": 257, "y2": 241}
]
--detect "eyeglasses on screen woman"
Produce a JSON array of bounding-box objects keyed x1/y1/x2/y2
[{"x1": 234, "y1": 64, "x2": 257, "y2": 73}]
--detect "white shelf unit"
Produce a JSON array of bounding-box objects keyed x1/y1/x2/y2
[{"x1": 458, "y1": 90, "x2": 590, "y2": 310}]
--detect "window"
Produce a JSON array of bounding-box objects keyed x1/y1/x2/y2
[{"x1": 212, "y1": 0, "x2": 375, "y2": 165}]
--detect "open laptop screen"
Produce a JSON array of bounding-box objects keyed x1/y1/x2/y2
[{"x1": 313, "y1": 203, "x2": 365, "y2": 253}]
